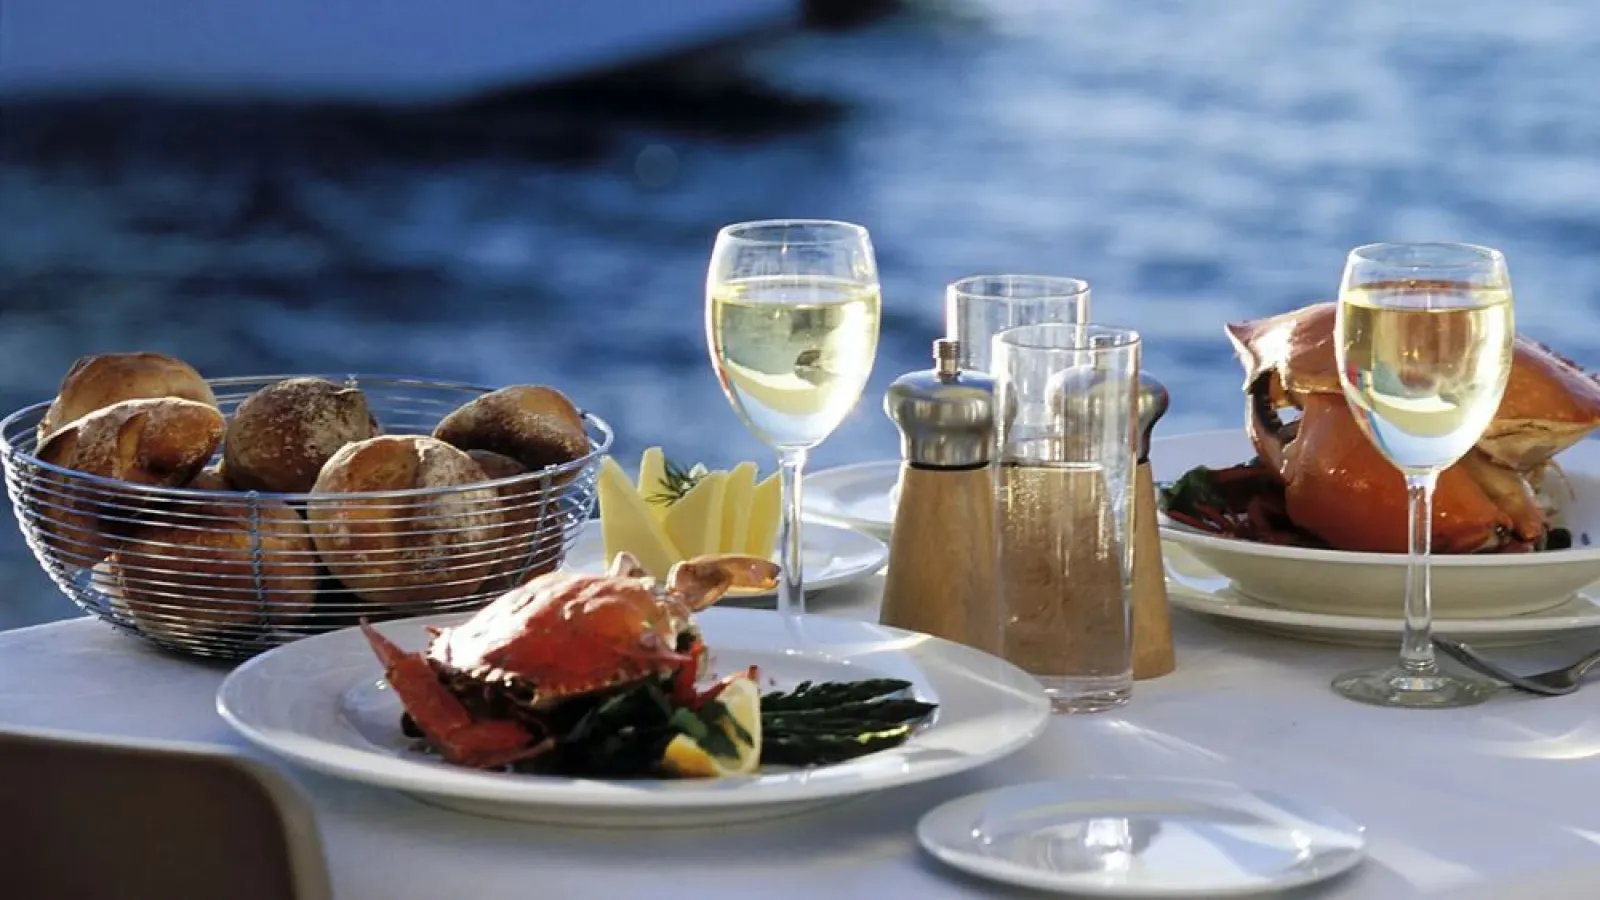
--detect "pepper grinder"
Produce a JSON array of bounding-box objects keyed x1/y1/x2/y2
[
  {"x1": 1131, "y1": 373, "x2": 1176, "y2": 679},
  {"x1": 879, "y1": 339, "x2": 999, "y2": 654}
]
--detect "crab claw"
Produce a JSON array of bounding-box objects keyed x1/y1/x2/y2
[
  {"x1": 359, "y1": 620, "x2": 553, "y2": 769},
  {"x1": 607, "y1": 551, "x2": 649, "y2": 579},
  {"x1": 666, "y1": 555, "x2": 782, "y2": 611}
]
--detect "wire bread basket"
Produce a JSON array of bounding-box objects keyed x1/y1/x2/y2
[{"x1": 0, "y1": 374, "x2": 614, "y2": 660}]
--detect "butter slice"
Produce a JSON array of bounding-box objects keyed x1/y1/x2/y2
[
  {"x1": 598, "y1": 455, "x2": 681, "y2": 579},
  {"x1": 719, "y1": 462, "x2": 758, "y2": 554},
  {"x1": 663, "y1": 471, "x2": 727, "y2": 560},
  {"x1": 744, "y1": 473, "x2": 781, "y2": 559},
  {"x1": 636, "y1": 447, "x2": 669, "y2": 521}
]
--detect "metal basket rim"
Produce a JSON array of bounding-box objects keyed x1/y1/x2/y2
[{"x1": 0, "y1": 372, "x2": 615, "y2": 503}]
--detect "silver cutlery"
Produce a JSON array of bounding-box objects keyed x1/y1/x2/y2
[{"x1": 1432, "y1": 636, "x2": 1600, "y2": 697}]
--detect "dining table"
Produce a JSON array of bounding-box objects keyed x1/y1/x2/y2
[{"x1": 5, "y1": 570, "x2": 1600, "y2": 900}]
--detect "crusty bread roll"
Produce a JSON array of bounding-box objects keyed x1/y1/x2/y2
[
  {"x1": 307, "y1": 435, "x2": 502, "y2": 605},
  {"x1": 111, "y1": 498, "x2": 319, "y2": 639},
  {"x1": 433, "y1": 385, "x2": 589, "y2": 473},
  {"x1": 467, "y1": 449, "x2": 562, "y2": 592},
  {"x1": 224, "y1": 377, "x2": 381, "y2": 493},
  {"x1": 37, "y1": 351, "x2": 217, "y2": 443},
  {"x1": 185, "y1": 465, "x2": 234, "y2": 492},
  {"x1": 33, "y1": 398, "x2": 227, "y2": 565}
]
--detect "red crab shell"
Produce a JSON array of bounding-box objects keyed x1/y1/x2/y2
[{"x1": 1225, "y1": 301, "x2": 1600, "y2": 553}]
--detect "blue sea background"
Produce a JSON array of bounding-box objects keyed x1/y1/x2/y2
[{"x1": 4, "y1": 0, "x2": 1599, "y2": 630}]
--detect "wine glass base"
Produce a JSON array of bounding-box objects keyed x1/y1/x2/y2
[{"x1": 1331, "y1": 665, "x2": 1498, "y2": 709}]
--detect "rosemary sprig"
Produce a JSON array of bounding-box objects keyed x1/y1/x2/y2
[{"x1": 647, "y1": 458, "x2": 707, "y2": 507}]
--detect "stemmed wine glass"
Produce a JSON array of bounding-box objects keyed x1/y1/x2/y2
[
  {"x1": 706, "y1": 220, "x2": 882, "y2": 626},
  {"x1": 1332, "y1": 242, "x2": 1514, "y2": 708}
]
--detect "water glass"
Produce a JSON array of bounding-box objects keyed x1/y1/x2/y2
[
  {"x1": 991, "y1": 323, "x2": 1140, "y2": 714},
  {"x1": 946, "y1": 275, "x2": 1091, "y2": 373}
]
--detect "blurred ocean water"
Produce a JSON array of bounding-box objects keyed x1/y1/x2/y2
[{"x1": 4, "y1": 0, "x2": 1600, "y2": 629}]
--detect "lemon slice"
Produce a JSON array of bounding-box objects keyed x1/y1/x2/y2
[{"x1": 660, "y1": 674, "x2": 762, "y2": 778}]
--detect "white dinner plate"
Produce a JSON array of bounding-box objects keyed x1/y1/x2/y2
[
  {"x1": 802, "y1": 460, "x2": 900, "y2": 539},
  {"x1": 918, "y1": 776, "x2": 1367, "y2": 897},
  {"x1": 1153, "y1": 430, "x2": 1600, "y2": 619},
  {"x1": 563, "y1": 519, "x2": 888, "y2": 599},
  {"x1": 217, "y1": 608, "x2": 1051, "y2": 828},
  {"x1": 1166, "y1": 544, "x2": 1600, "y2": 647}
]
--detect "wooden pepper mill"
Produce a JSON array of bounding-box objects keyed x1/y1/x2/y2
[
  {"x1": 1131, "y1": 373, "x2": 1176, "y2": 679},
  {"x1": 878, "y1": 339, "x2": 999, "y2": 654}
]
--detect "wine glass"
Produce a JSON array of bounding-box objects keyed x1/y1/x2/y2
[
  {"x1": 706, "y1": 220, "x2": 882, "y2": 626},
  {"x1": 1332, "y1": 242, "x2": 1514, "y2": 708}
]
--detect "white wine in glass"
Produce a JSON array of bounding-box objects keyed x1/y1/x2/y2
[
  {"x1": 1333, "y1": 242, "x2": 1514, "y2": 708},
  {"x1": 706, "y1": 221, "x2": 882, "y2": 625}
]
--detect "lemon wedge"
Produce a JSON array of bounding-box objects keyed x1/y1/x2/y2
[{"x1": 660, "y1": 674, "x2": 762, "y2": 778}]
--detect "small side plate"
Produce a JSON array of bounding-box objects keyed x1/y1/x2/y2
[
  {"x1": 918, "y1": 776, "x2": 1367, "y2": 897},
  {"x1": 802, "y1": 460, "x2": 899, "y2": 540}
]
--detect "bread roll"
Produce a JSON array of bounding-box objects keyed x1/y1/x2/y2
[
  {"x1": 33, "y1": 398, "x2": 226, "y2": 565},
  {"x1": 111, "y1": 498, "x2": 319, "y2": 639},
  {"x1": 433, "y1": 385, "x2": 589, "y2": 473},
  {"x1": 37, "y1": 352, "x2": 217, "y2": 443},
  {"x1": 307, "y1": 435, "x2": 502, "y2": 605},
  {"x1": 185, "y1": 465, "x2": 234, "y2": 492},
  {"x1": 467, "y1": 449, "x2": 563, "y2": 592},
  {"x1": 224, "y1": 377, "x2": 381, "y2": 493}
]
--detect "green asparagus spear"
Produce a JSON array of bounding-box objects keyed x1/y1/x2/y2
[
  {"x1": 761, "y1": 678, "x2": 916, "y2": 711},
  {"x1": 761, "y1": 725, "x2": 918, "y2": 766}
]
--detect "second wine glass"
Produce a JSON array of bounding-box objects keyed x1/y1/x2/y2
[
  {"x1": 1332, "y1": 241, "x2": 1514, "y2": 708},
  {"x1": 705, "y1": 220, "x2": 882, "y2": 625}
]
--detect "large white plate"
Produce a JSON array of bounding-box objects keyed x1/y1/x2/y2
[
  {"x1": 216, "y1": 609, "x2": 1051, "y2": 828},
  {"x1": 802, "y1": 460, "x2": 900, "y2": 540},
  {"x1": 918, "y1": 776, "x2": 1366, "y2": 897},
  {"x1": 1153, "y1": 430, "x2": 1600, "y2": 619},
  {"x1": 1166, "y1": 544, "x2": 1600, "y2": 647},
  {"x1": 564, "y1": 519, "x2": 888, "y2": 599}
]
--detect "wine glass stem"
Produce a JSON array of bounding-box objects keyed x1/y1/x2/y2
[
  {"x1": 777, "y1": 446, "x2": 809, "y2": 623},
  {"x1": 1399, "y1": 470, "x2": 1441, "y2": 675}
]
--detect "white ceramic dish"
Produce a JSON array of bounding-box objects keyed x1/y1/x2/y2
[
  {"x1": 917, "y1": 776, "x2": 1366, "y2": 897},
  {"x1": 217, "y1": 608, "x2": 1051, "y2": 828},
  {"x1": 802, "y1": 460, "x2": 899, "y2": 539},
  {"x1": 1153, "y1": 430, "x2": 1600, "y2": 619},
  {"x1": 564, "y1": 519, "x2": 888, "y2": 599},
  {"x1": 1165, "y1": 544, "x2": 1600, "y2": 647}
]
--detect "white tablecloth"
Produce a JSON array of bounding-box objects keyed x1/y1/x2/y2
[{"x1": 5, "y1": 577, "x2": 1600, "y2": 900}]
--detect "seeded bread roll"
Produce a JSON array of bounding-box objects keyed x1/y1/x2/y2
[
  {"x1": 307, "y1": 435, "x2": 501, "y2": 605},
  {"x1": 467, "y1": 449, "x2": 562, "y2": 592},
  {"x1": 37, "y1": 352, "x2": 217, "y2": 443},
  {"x1": 224, "y1": 377, "x2": 381, "y2": 494},
  {"x1": 111, "y1": 497, "x2": 319, "y2": 639},
  {"x1": 34, "y1": 398, "x2": 227, "y2": 565},
  {"x1": 433, "y1": 385, "x2": 589, "y2": 473}
]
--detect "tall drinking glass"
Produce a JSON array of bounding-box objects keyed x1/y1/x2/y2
[
  {"x1": 947, "y1": 275, "x2": 1091, "y2": 373},
  {"x1": 706, "y1": 220, "x2": 882, "y2": 625},
  {"x1": 1332, "y1": 242, "x2": 1514, "y2": 708},
  {"x1": 992, "y1": 323, "x2": 1140, "y2": 713}
]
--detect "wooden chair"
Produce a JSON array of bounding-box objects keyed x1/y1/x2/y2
[{"x1": 0, "y1": 725, "x2": 334, "y2": 900}]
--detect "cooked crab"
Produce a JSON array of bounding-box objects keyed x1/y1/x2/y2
[
  {"x1": 1224, "y1": 301, "x2": 1600, "y2": 553},
  {"x1": 360, "y1": 551, "x2": 780, "y2": 769}
]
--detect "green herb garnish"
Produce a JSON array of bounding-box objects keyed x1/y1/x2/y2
[
  {"x1": 1158, "y1": 465, "x2": 1227, "y2": 516},
  {"x1": 646, "y1": 458, "x2": 707, "y2": 507}
]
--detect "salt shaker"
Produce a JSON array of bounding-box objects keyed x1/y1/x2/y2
[
  {"x1": 879, "y1": 339, "x2": 999, "y2": 653},
  {"x1": 1130, "y1": 373, "x2": 1176, "y2": 679}
]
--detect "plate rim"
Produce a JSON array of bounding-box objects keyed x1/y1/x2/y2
[
  {"x1": 916, "y1": 775, "x2": 1368, "y2": 898},
  {"x1": 216, "y1": 607, "x2": 1051, "y2": 812},
  {"x1": 1165, "y1": 565, "x2": 1600, "y2": 636},
  {"x1": 1153, "y1": 430, "x2": 1600, "y2": 568},
  {"x1": 565, "y1": 518, "x2": 889, "y2": 596},
  {"x1": 801, "y1": 459, "x2": 899, "y2": 531}
]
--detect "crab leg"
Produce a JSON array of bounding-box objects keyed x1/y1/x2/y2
[
  {"x1": 359, "y1": 621, "x2": 554, "y2": 769},
  {"x1": 667, "y1": 555, "x2": 782, "y2": 611}
]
